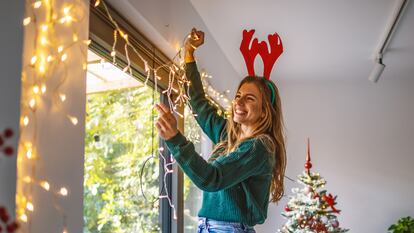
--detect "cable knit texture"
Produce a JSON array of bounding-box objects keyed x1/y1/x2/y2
[{"x1": 165, "y1": 62, "x2": 275, "y2": 226}]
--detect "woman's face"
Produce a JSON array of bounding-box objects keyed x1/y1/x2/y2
[{"x1": 233, "y1": 82, "x2": 263, "y2": 128}]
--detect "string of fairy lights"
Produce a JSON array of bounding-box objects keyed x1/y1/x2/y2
[
  {"x1": 16, "y1": 0, "x2": 232, "y2": 232},
  {"x1": 94, "y1": 0, "x2": 233, "y2": 221}
]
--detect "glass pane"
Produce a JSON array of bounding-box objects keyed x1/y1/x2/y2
[
  {"x1": 183, "y1": 106, "x2": 213, "y2": 233},
  {"x1": 84, "y1": 50, "x2": 161, "y2": 233}
]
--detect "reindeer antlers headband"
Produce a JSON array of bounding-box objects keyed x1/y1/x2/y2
[{"x1": 240, "y1": 29, "x2": 283, "y2": 104}]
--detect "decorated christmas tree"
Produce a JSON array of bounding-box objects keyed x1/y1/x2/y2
[{"x1": 279, "y1": 139, "x2": 349, "y2": 233}]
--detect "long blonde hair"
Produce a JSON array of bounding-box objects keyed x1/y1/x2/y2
[{"x1": 212, "y1": 76, "x2": 286, "y2": 203}]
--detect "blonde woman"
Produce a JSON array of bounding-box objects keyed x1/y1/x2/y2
[{"x1": 155, "y1": 29, "x2": 286, "y2": 233}]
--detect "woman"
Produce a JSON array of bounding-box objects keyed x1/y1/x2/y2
[{"x1": 155, "y1": 28, "x2": 286, "y2": 233}]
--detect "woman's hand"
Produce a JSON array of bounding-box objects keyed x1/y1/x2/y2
[
  {"x1": 185, "y1": 28, "x2": 205, "y2": 62},
  {"x1": 155, "y1": 103, "x2": 178, "y2": 140}
]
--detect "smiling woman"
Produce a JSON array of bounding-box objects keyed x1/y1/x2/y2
[{"x1": 155, "y1": 29, "x2": 287, "y2": 232}]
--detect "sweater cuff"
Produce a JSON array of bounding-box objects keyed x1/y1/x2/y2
[{"x1": 165, "y1": 131, "x2": 188, "y2": 149}]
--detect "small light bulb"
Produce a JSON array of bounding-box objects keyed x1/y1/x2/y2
[
  {"x1": 47, "y1": 55, "x2": 53, "y2": 62},
  {"x1": 63, "y1": 7, "x2": 70, "y2": 14},
  {"x1": 23, "y1": 116, "x2": 29, "y2": 126},
  {"x1": 20, "y1": 214, "x2": 28, "y2": 222},
  {"x1": 39, "y1": 64, "x2": 45, "y2": 73},
  {"x1": 58, "y1": 46, "x2": 64, "y2": 53},
  {"x1": 33, "y1": 1, "x2": 42, "y2": 8},
  {"x1": 26, "y1": 202, "x2": 34, "y2": 212},
  {"x1": 23, "y1": 176, "x2": 32, "y2": 183},
  {"x1": 29, "y1": 98, "x2": 36, "y2": 108},
  {"x1": 23, "y1": 17, "x2": 31, "y2": 26},
  {"x1": 26, "y1": 148, "x2": 33, "y2": 159},
  {"x1": 73, "y1": 34, "x2": 78, "y2": 42},
  {"x1": 40, "y1": 37, "x2": 47, "y2": 45},
  {"x1": 94, "y1": 0, "x2": 100, "y2": 7},
  {"x1": 31, "y1": 56, "x2": 37, "y2": 65},
  {"x1": 68, "y1": 115, "x2": 78, "y2": 125},
  {"x1": 60, "y1": 94, "x2": 66, "y2": 102},
  {"x1": 61, "y1": 53, "x2": 68, "y2": 61},
  {"x1": 82, "y1": 63, "x2": 87, "y2": 70},
  {"x1": 65, "y1": 15, "x2": 73, "y2": 23},
  {"x1": 110, "y1": 51, "x2": 116, "y2": 57},
  {"x1": 33, "y1": 85, "x2": 40, "y2": 94},
  {"x1": 41, "y1": 84, "x2": 46, "y2": 93},
  {"x1": 59, "y1": 187, "x2": 68, "y2": 196},
  {"x1": 40, "y1": 181, "x2": 50, "y2": 191},
  {"x1": 41, "y1": 24, "x2": 48, "y2": 32}
]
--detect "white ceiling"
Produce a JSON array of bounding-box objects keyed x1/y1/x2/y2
[{"x1": 108, "y1": 0, "x2": 414, "y2": 95}]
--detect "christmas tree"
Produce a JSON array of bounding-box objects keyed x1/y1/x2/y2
[{"x1": 279, "y1": 139, "x2": 349, "y2": 233}]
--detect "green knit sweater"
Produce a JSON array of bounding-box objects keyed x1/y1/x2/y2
[{"x1": 165, "y1": 62, "x2": 275, "y2": 226}]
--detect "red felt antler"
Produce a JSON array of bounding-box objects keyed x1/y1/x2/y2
[{"x1": 240, "y1": 29, "x2": 283, "y2": 79}]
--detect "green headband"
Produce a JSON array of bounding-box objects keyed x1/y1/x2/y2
[{"x1": 264, "y1": 80, "x2": 276, "y2": 105}]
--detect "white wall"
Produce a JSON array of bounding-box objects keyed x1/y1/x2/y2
[
  {"x1": 0, "y1": 0, "x2": 24, "y2": 223},
  {"x1": 256, "y1": 77, "x2": 414, "y2": 233}
]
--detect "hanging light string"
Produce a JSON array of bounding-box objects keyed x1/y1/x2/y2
[
  {"x1": 95, "y1": 0, "x2": 231, "y2": 114},
  {"x1": 17, "y1": 0, "x2": 87, "y2": 232}
]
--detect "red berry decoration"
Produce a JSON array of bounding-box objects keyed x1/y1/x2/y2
[
  {"x1": 3, "y1": 129, "x2": 13, "y2": 138},
  {"x1": 6, "y1": 222, "x2": 18, "y2": 233},
  {"x1": 0, "y1": 128, "x2": 15, "y2": 157},
  {"x1": 3, "y1": 147, "x2": 13, "y2": 157},
  {"x1": 0, "y1": 206, "x2": 18, "y2": 233},
  {"x1": 0, "y1": 212, "x2": 9, "y2": 224}
]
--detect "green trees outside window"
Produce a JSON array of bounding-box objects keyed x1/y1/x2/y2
[{"x1": 84, "y1": 86, "x2": 160, "y2": 233}]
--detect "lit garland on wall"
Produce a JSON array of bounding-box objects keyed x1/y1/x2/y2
[{"x1": 17, "y1": 0, "x2": 87, "y2": 232}]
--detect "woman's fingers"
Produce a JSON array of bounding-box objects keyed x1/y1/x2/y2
[
  {"x1": 154, "y1": 103, "x2": 178, "y2": 140},
  {"x1": 157, "y1": 103, "x2": 171, "y2": 114},
  {"x1": 154, "y1": 103, "x2": 167, "y2": 115}
]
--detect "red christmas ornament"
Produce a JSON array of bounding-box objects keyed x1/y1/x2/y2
[
  {"x1": 322, "y1": 193, "x2": 341, "y2": 213},
  {"x1": 304, "y1": 138, "x2": 312, "y2": 173},
  {"x1": 284, "y1": 205, "x2": 291, "y2": 212},
  {"x1": 3, "y1": 129, "x2": 13, "y2": 138}
]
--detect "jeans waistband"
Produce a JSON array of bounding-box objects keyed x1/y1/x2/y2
[{"x1": 198, "y1": 217, "x2": 254, "y2": 229}]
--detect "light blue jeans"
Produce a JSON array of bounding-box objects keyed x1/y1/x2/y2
[{"x1": 197, "y1": 217, "x2": 256, "y2": 233}]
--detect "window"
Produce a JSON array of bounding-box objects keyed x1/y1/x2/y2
[
  {"x1": 183, "y1": 106, "x2": 213, "y2": 232},
  {"x1": 84, "y1": 50, "x2": 161, "y2": 232}
]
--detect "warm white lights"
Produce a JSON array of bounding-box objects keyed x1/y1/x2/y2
[
  {"x1": 59, "y1": 187, "x2": 68, "y2": 196},
  {"x1": 40, "y1": 181, "x2": 50, "y2": 191}
]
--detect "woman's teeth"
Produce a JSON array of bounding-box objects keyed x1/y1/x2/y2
[{"x1": 235, "y1": 110, "x2": 247, "y2": 115}]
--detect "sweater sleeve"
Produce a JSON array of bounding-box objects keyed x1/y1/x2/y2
[
  {"x1": 185, "y1": 62, "x2": 227, "y2": 144},
  {"x1": 165, "y1": 132, "x2": 272, "y2": 192}
]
